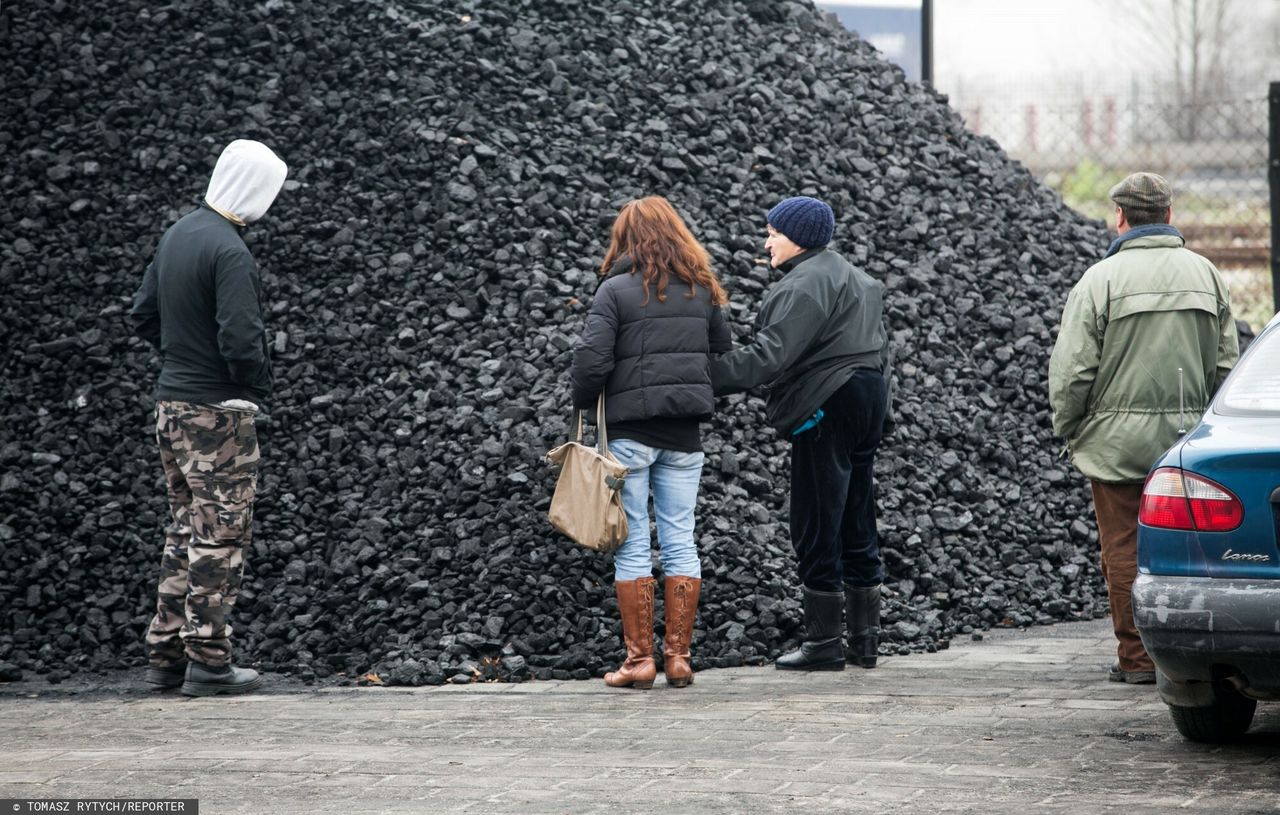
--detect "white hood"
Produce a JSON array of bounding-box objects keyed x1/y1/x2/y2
[{"x1": 205, "y1": 139, "x2": 288, "y2": 224}]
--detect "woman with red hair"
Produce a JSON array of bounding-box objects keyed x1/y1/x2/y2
[{"x1": 571, "y1": 196, "x2": 731, "y2": 689}]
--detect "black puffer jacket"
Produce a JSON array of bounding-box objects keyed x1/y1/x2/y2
[{"x1": 571, "y1": 257, "x2": 731, "y2": 423}]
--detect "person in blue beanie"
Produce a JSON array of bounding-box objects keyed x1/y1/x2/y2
[{"x1": 711, "y1": 196, "x2": 890, "y2": 672}]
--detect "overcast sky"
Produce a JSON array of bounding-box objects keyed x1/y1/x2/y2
[
  {"x1": 928, "y1": 0, "x2": 1276, "y2": 101},
  {"x1": 935, "y1": 0, "x2": 1117, "y2": 89}
]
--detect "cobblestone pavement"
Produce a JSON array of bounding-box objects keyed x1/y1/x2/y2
[{"x1": 1, "y1": 619, "x2": 1278, "y2": 814}]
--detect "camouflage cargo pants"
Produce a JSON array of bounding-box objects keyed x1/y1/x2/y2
[{"x1": 145, "y1": 400, "x2": 260, "y2": 668}]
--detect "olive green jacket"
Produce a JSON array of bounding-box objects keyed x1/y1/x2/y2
[{"x1": 1048, "y1": 235, "x2": 1238, "y2": 483}]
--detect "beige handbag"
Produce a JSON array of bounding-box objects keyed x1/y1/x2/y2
[{"x1": 545, "y1": 394, "x2": 629, "y2": 553}]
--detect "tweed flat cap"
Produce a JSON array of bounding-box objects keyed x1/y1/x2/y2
[{"x1": 1109, "y1": 172, "x2": 1172, "y2": 210}]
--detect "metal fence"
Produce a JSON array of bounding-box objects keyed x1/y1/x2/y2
[{"x1": 952, "y1": 91, "x2": 1270, "y2": 275}]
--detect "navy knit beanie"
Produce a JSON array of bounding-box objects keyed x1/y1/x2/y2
[{"x1": 767, "y1": 196, "x2": 835, "y2": 249}]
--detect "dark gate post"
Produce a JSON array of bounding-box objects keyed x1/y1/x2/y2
[
  {"x1": 921, "y1": 0, "x2": 933, "y2": 85},
  {"x1": 1270, "y1": 82, "x2": 1280, "y2": 313}
]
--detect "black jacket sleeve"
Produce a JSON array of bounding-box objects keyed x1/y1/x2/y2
[
  {"x1": 710, "y1": 288, "x2": 827, "y2": 395},
  {"x1": 570, "y1": 283, "x2": 620, "y2": 408},
  {"x1": 708, "y1": 305, "x2": 732, "y2": 354},
  {"x1": 214, "y1": 248, "x2": 271, "y2": 388},
  {"x1": 130, "y1": 263, "x2": 162, "y2": 351}
]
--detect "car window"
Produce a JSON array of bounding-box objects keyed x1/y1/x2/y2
[{"x1": 1216, "y1": 325, "x2": 1280, "y2": 415}]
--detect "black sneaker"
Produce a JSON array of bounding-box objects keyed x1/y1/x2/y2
[
  {"x1": 144, "y1": 661, "x2": 187, "y2": 690},
  {"x1": 181, "y1": 662, "x2": 262, "y2": 697},
  {"x1": 1108, "y1": 660, "x2": 1156, "y2": 685}
]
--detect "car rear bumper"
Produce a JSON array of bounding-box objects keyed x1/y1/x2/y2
[{"x1": 1133, "y1": 573, "x2": 1280, "y2": 704}]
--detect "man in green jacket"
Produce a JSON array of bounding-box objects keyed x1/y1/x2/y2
[{"x1": 1048, "y1": 172, "x2": 1238, "y2": 684}]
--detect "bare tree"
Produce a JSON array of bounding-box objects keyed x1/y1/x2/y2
[
  {"x1": 1171, "y1": 0, "x2": 1233, "y2": 138},
  {"x1": 1136, "y1": 0, "x2": 1248, "y2": 141}
]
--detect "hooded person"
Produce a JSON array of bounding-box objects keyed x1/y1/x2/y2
[
  {"x1": 711, "y1": 196, "x2": 891, "y2": 673},
  {"x1": 130, "y1": 139, "x2": 288, "y2": 697}
]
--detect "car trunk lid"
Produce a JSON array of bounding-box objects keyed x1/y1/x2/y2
[{"x1": 1177, "y1": 420, "x2": 1280, "y2": 578}]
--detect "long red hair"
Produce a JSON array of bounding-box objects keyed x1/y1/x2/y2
[{"x1": 599, "y1": 196, "x2": 727, "y2": 306}]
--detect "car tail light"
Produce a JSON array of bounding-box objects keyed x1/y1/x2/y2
[{"x1": 1139, "y1": 467, "x2": 1244, "y2": 532}]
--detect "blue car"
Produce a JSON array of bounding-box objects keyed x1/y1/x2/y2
[{"x1": 1134, "y1": 311, "x2": 1280, "y2": 742}]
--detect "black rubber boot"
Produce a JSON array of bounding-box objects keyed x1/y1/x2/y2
[
  {"x1": 776, "y1": 586, "x2": 845, "y2": 671},
  {"x1": 845, "y1": 584, "x2": 881, "y2": 669},
  {"x1": 181, "y1": 662, "x2": 262, "y2": 697},
  {"x1": 144, "y1": 661, "x2": 187, "y2": 689}
]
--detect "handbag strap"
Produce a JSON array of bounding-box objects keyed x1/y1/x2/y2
[
  {"x1": 595, "y1": 393, "x2": 609, "y2": 454},
  {"x1": 571, "y1": 392, "x2": 610, "y2": 455}
]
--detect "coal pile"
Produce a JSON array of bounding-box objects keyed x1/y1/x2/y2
[{"x1": 0, "y1": 0, "x2": 1111, "y2": 686}]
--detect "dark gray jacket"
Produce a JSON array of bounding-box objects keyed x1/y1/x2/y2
[
  {"x1": 571, "y1": 257, "x2": 732, "y2": 424},
  {"x1": 131, "y1": 205, "x2": 273, "y2": 404},
  {"x1": 711, "y1": 248, "x2": 887, "y2": 433}
]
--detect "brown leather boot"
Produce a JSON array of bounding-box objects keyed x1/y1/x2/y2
[
  {"x1": 662, "y1": 575, "x2": 701, "y2": 688},
  {"x1": 604, "y1": 577, "x2": 657, "y2": 689}
]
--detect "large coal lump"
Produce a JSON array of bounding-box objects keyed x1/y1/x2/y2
[{"x1": 0, "y1": 0, "x2": 1108, "y2": 684}]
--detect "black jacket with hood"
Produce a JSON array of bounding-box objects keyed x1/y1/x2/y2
[{"x1": 131, "y1": 140, "x2": 287, "y2": 406}]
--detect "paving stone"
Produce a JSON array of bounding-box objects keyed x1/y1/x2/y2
[{"x1": 1, "y1": 620, "x2": 1277, "y2": 813}]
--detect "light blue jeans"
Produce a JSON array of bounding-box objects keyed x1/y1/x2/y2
[{"x1": 607, "y1": 439, "x2": 705, "y2": 581}]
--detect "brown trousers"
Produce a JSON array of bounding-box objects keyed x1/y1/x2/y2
[{"x1": 1090, "y1": 481, "x2": 1155, "y2": 672}]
